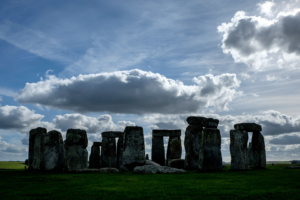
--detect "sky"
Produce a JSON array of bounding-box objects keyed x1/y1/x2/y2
[{"x1": 0, "y1": 0, "x2": 300, "y2": 162}]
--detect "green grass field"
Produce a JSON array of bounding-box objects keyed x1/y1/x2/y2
[{"x1": 0, "y1": 162, "x2": 299, "y2": 200}]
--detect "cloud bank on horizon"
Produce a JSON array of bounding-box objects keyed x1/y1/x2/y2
[{"x1": 0, "y1": 0, "x2": 299, "y2": 161}]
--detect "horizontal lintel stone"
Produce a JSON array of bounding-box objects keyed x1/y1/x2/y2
[
  {"x1": 234, "y1": 123, "x2": 262, "y2": 132},
  {"x1": 152, "y1": 130, "x2": 181, "y2": 137},
  {"x1": 102, "y1": 131, "x2": 124, "y2": 138}
]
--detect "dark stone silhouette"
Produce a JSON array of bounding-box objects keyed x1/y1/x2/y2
[
  {"x1": 230, "y1": 130, "x2": 248, "y2": 170},
  {"x1": 89, "y1": 142, "x2": 101, "y2": 168},
  {"x1": 152, "y1": 136, "x2": 165, "y2": 166},
  {"x1": 101, "y1": 137, "x2": 117, "y2": 168},
  {"x1": 28, "y1": 127, "x2": 47, "y2": 170}
]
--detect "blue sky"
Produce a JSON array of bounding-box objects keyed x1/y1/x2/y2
[{"x1": 1, "y1": 0, "x2": 300, "y2": 162}]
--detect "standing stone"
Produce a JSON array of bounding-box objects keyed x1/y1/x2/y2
[
  {"x1": 252, "y1": 131, "x2": 266, "y2": 169},
  {"x1": 199, "y1": 128, "x2": 222, "y2": 171},
  {"x1": 145, "y1": 154, "x2": 149, "y2": 160},
  {"x1": 28, "y1": 127, "x2": 47, "y2": 170},
  {"x1": 123, "y1": 126, "x2": 145, "y2": 170},
  {"x1": 247, "y1": 142, "x2": 253, "y2": 167},
  {"x1": 101, "y1": 137, "x2": 117, "y2": 168},
  {"x1": 89, "y1": 142, "x2": 101, "y2": 168},
  {"x1": 43, "y1": 130, "x2": 65, "y2": 170},
  {"x1": 230, "y1": 130, "x2": 248, "y2": 170},
  {"x1": 152, "y1": 136, "x2": 165, "y2": 166},
  {"x1": 166, "y1": 136, "x2": 182, "y2": 166},
  {"x1": 117, "y1": 136, "x2": 124, "y2": 168},
  {"x1": 32, "y1": 132, "x2": 46, "y2": 170},
  {"x1": 64, "y1": 129, "x2": 88, "y2": 171},
  {"x1": 184, "y1": 125, "x2": 202, "y2": 170}
]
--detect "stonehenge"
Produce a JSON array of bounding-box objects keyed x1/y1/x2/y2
[
  {"x1": 152, "y1": 129, "x2": 182, "y2": 166},
  {"x1": 123, "y1": 126, "x2": 146, "y2": 170},
  {"x1": 26, "y1": 117, "x2": 268, "y2": 173},
  {"x1": 233, "y1": 123, "x2": 266, "y2": 169},
  {"x1": 199, "y1": 128, "x2": 222, "y2": 171},
  {"x1": 89, "y1": 142, "x2": 102, "y2": 168},
  {"x1": 184, "y1": 116, "x2": 219, "y2": 170},
  {"x1": 230, "y1": 130, "x2": 248, "y2": 170},
  {"x1": 64, "y1": 129, "x2": 88, "y2": 171}
]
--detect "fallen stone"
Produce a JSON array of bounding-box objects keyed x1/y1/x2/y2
[
  {"x1": 234, "y1": 123, "x2": 262, "y2": 132},
  {"x1": 133, "y1": 165, "x2": 186, "y2": 174},
  {"x1": 230, "y1": 130, "x2": 248, "y2": 170},
  {"x1": 100, "y1": 167, "x2": 120, "y2": 173},
  {"x1": 102, "y1": 131, "x2": 124, "y2": 138},
  {"x1": 152, "y1": 136, "x2": 165, "y2": 166},
  {"x1": 184, "y1": 125, "x2": 202, "y2": 170},
  {"x1": 252, "y1": 131, "x2": 266, "y2": 169},
  {"x1": 65, "y1": 129, "x2": 88, "y2": 148},
  {"x1": 145, "y1": 160, "x2": 161, "y2": 166},
  {"x1": 145, "y1": 154, "x2": 149, "y2": 160},
  {"x1": 152, "y1": 129, "x2": 181, "y2": 137},
  {"x1": 199, "y1": 128, "x2": 222, "y2": 171},
  {"x1": 28, "y1": 127, "x2": 47, "y2": 170},
  {"x1": 123, "y1": 126, "x2": 145, "y2": 170},
  {"x1": 89, "y1": 144, "x2": 101, "y2": 168},
  {"x1": 168, "y1": 159, "x2": 185, "y2": 169},
  {"x1": 65, "y1": 144, "x2": 88, "y2": 171},
  {"x1": 44, "y1": 130, "x2": 65, "y2": 170},
  {"x1": 166, "y1": 136, "x2": 182, "y2": 166},
  {"x1": 101, "y1": 137, "x2": 117, "y2": 168}
]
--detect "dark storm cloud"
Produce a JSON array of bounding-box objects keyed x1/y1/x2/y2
[
  {"x1": 269, "y1": 134, "x2": 300, "y2": 145},
  {"x1": 17, "y1": 69, "x2": 241, "y2": 114}
]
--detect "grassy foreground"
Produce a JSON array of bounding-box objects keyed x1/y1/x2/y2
[{"x1": 0, "y1": 162, "x2": 299, "y2": 200}]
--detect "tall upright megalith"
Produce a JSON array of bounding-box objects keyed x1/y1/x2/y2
[
  {"x1": 117, "y1": 137, "x2": 124, "y2": 168},
  {"x1": 230, "y1": 130, "x2": 248, "y2": 170},
  {"x1": 89, "y1": 142, "x2": 101, "y2": 168},
  {"x1": 247, "y1": 142, "x2": 253, "y2": 167},
  {"x1": 64, "y1": 129, "x2": 88, "y2": 171},
  {"x1": 234, "y1": 123, "x2": 266, "y2": 169},
  {"x1": 152, "y1": 135, "x2": 165, "y2": 166},
  {"x1": 101, "y1": 131, "x2": 123, "y2": 168},
  {"x1": 198, "y1": 128, "x2": 222, "y2": 171},
  {"x1": 29, "y1": 127, "x2": 47, "y2": 170},
  {"x1": 185, "y1": 116, "x2": 219, "y2": 170},
  {"x1": 166, "y1": 135, "x2": 182, "y2": 166},
  {"x1": 44, "y1": 130, "x2": 65, "y2": 170},
  {"x1": 123, "y1": 126, "x2": 145, "y2": 170}
]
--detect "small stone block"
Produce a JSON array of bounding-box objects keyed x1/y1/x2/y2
[
  {"x1": 234, "y1": 123, "x2": 262, "y2": 132},
  {"x1": 152, "y1": 129, "x2": 181, "y2": 137},
  {"x1": 101, "y1": 131, "x2": 124, "y2": 138}
]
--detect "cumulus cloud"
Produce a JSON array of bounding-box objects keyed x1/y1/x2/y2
[
  {"x1": 0, "y1": 105, "x2": 55, "y2": 132},
  {"x1": 266, "y1": 74, "x2": 289, "y2": 81},
  {"x1": 17, "y1": 69, "x2": 242, "y2": 114},
  {"x1": 0, "y1": 136, "x2": 27, "y2": 155},
  {"x1": 53, "y1": 113, "x2": 135, "y2": 133},
  {"x1": 218, "y1": 5, "x2": 300, "y2": 71},
  {"x1": 258, "y1": 1, "x2": 275, "y2": 17}
]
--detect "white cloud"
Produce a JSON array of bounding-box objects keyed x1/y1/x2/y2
[
  {"x1": 266, "y1": 74, "x2": 289, "y2": 81},
  {"x1": 17, "y1": 69, "x2": 242, "y2": 114},
  {"x1": 0, "y1": 87, "x2": 17, "y2": 98},
  {"x1": 240, "y1": 72, "x2": 251, "y2": 80},
  {"x1": 258, "y1": 1, "x2": 276, "y2": 17},
  {"x1": 218, "y1": 7, "x2": 300, "y2": 71},
  {"x1": 269, "y1": 132, "x2": 300, "y2": 145},
  {"x1": 0, "y1": 136, "x2": 27, "y2": 155}
]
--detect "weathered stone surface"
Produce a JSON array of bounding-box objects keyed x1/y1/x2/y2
[
  {"x1": 123, "y1": 126, "x2": 145, "y2": 170},
  {"x1": 252, "y1": 131, "x2": 266, "y2": 169},
  {"x1": 28, "y1": 127, "x2": 47, "y2": 170},
  {"x1": 152, "y1": 136, "x2": 165, "y2": 166},
  {"x1": 152, "y1": 129, "x2": 181, "y2": 137},
  {"x1": 93, "y1": 142, "x2": 102, "y2": 146},
  {"x1": 168, "y1": 159, "x2": 185, "y2": 169},
  {"x1": 100, "y1": 167, "x2": 120, "y2": 173},
  {"x1": 199, "y1": 128, "x2": 222, "y2": 171},
  {"x1": 234, "y1": 123, "x2": 262, "y2": 132},
  {"x1": 145, "y1": 154, "x2": 149, "y2": 160},
  {"x1": 117, "y1": 137, "x2": 124, "y2": 168},
  {"x1": 230, "y1": 130, "x2": 248, "y2": 170},
  {"x1": 145, "y1": 160, "x2": 161, "y2": 166},
  {"x1": 44, "y1": 130, "x2": 65, "y2": 170},
  {"x1": 32, "y1": 133, "x2": 46, "y2": 170},
  {"x1": 206, "y1": 118, "x2": 219, "y2": 128},
  {"x1": 184, "y1": 125, "x2": 202, "y2": 170},
  {"x1": 187, "y1": 116, "x2": 208, "y2": 126},
  {"x1": 101, "y1": 137, "x2": 117, "y2": 168},
  {"x1": 133, "y1": 165, "x2": 186, "y2": 174},
  {"x1": 65, "y1": 129, "x2": 88, "y2": 148},
  {"x1": 89, "y1": 144, "x2": 101, "y2": 168},
  {"x1": 102, "y1": 131, "x2": 123, "y2": 138},
  {"x1": 65, "y1": 144, "x2": 88, "y2": 171},
  {"x1": 166, "y1": 136, "x2": 182, "y2": 166},
  {"x1": 247, "y1": 142, "x2": 254, "y2": 167}
]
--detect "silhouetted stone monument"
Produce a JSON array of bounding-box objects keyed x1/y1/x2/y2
[
  {"x1": 89, "y1": 142, "x2": 102, "y2": 168},
  {"x1": 198, "y1": 128, "x2": 222, "y2": 171},
  {"x1": 101, "y1": 136, "x2": 117, "y2": 168},
  {"x1": 230, "y1": 130, "x2": 248, "y2": 170},
  {"x1": 64, "y1": 129, "x2": 88, "y2": 171},
  {"x1": 29, "y1": 127, "x2": 47, "y2": 170},
  {"x1": 123, "y1": 126, "x2": 145, "y2": 170},
  {"x1": 247, "y1": 142, "x2": 253, "y2": 167}
]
